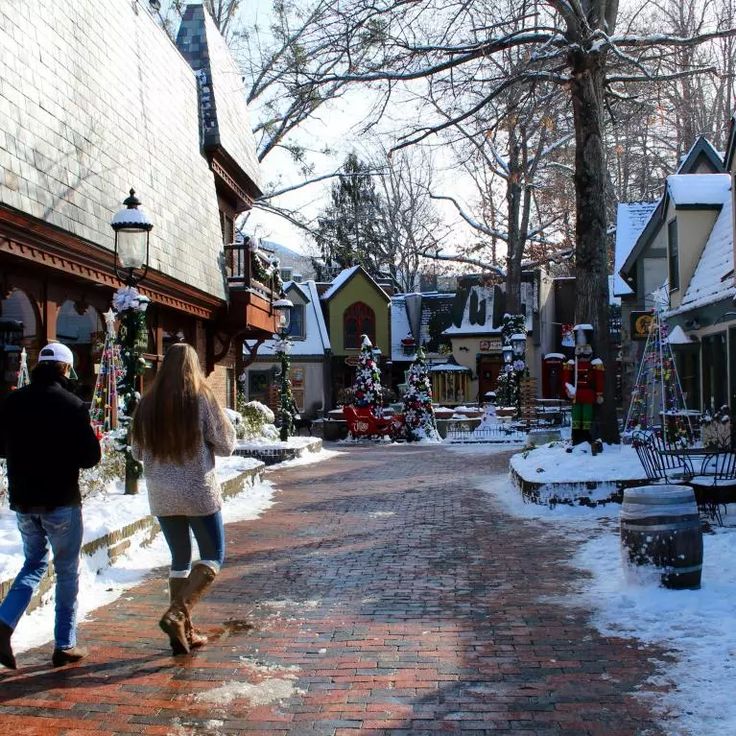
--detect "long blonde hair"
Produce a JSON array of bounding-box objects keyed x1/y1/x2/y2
[{"x1": 132, "y1": 343, "x2": 215, "y2": 463}]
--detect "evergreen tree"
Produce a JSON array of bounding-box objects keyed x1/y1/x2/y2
[
  {"x1": 401, "y1": 346, "x2": 440, "y2": 442},
  {"x1": 313, "y1": 153, "x2": 387, "y2": 280},
  {"x1": 352, "y1": 335, "x2": 382, "y2": 414}
]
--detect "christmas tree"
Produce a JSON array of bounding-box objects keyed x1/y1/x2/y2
[
  {"x1": 15, "y1": 347, "x2": 29, "y2": 389},
  {"x1": 353, "y1": 334, "x2": 382, "y2": 413},
  {"x1": 496, "y1": 313, "x2": 527, "y2": 410},
  {"x1": 90, "y1": 309, "x2": 123, "y2": 435},
  {"x1": 402, "y1": 346, "x2": 440, "y2": 442},
  {"x1": 624, "y1": 307, "x2": 693, "y2": 445}
]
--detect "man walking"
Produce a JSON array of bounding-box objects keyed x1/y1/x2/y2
[{"x1": 0, "y1": 342, "x2": 101, "y2": 668}]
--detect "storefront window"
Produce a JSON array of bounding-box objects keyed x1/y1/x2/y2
[
  {"x1": 0, "y1": 289, "x2": 38, "y2": 397},
  {"x1": 702, "y1": 332, "x2": 726, "y2": 411},
  {"x1": 57, "y1": 301, "x2": 103, "y2": 403}
]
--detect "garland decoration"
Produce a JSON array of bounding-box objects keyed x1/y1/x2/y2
[
  {"x1": 274, "y1": 335, "x2": 296, "y2": 441},
  {"x1": 113, "y1": 286, "x2": 150, "y2": 485}
]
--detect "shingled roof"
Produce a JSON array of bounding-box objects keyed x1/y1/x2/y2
[{"x1": 176, "y1": 3, "x2": 261, "y2": 197}]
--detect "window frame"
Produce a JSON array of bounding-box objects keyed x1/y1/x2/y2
[{"x1": 343, "y1": 301, "x2": 376, "y2": 349}]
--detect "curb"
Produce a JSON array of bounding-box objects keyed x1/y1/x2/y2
[
  {"x1": 509, "y1": 464, "x2": 645, "y2": 506},
  {"x1": 0, "y1": 462, "x2": 265, "y2": 615},
  {"x1": 234, "y1": 437, "x2": 322, "y2": 465}
]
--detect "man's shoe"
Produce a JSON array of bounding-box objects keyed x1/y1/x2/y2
[
  {"x1": 52, "y1": 645, "x2": 88, "y2": 667},
  {"x1": 0, "y1": 621, "x2": 16, "y2": 669}
]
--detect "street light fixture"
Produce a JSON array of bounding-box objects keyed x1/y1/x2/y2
[
  {"x1": 511, "y1": 333, "x2": 526, "y2": 356},
  {"x1": 111, "y1": 188, "x2": 153, "y2": 495},
  {"x1": 273, "y1": 297, "x2": 294, "y2": 442},
  {"x1": 111, "y1": 189, "x2": 153, "y2": 286},
  {"x1": 502, "y1": 345, "x2": 513, "y2": 364}
]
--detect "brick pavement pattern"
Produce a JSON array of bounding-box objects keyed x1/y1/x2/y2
[{"x1": 0, "y1": 445, "x2": 668, "y2": 736}]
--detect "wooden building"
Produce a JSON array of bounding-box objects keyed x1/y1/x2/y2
[{"x1": 0, "y1": 2, "x2": 277, "y2": 406}]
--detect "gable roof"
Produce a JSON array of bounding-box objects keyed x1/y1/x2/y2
[
  {"x1": 676, "y1": 135, "x2": 724, "y2": 174},
  {"x1": 665, "y1": 188, "x2": 734, "y2": 317},
  {"x1": 620, "y1": 137, "x2": 725, "y2": 282},
  {"x1": 176, "y1": 3, "x2": 261, "y2": 197},
  {"x1": 320, "y1": 265, "x2": 390, "y2": 303},
  {"x1": 614, "y1": 202, "x2": 658, "y2": 296},
  {"x1": 256, "y1": 280, "x2": 331, "y2": 356}
]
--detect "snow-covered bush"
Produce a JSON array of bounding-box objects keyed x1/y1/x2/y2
[
  {"x1": 235, "y1": 399, "x2": 278, "y2": 440},
  {"x1": 79, "y1": 434, "x2": 125, "y2": 499}
]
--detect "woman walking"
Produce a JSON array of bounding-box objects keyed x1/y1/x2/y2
[{"x1": 132, "y1": 344, "x2": 236, "y2": 654}]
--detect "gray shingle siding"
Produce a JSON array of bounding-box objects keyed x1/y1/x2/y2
[{"x1": 0, "y1": 0, "x2": 263, "y2": 301}]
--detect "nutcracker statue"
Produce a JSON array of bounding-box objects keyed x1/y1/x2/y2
[{"x1": 562, "y1": 324, "x2": 605, "y2": 454}]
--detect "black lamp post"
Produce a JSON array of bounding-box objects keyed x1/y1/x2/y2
[
  {"x1": 112, "y1": 189, "x2": 153, "y2": 286},
  {"x1": 510, "y1": 332, "x2": 527, "y2": 418},
  {"x1": 273, "y1": 298, "x2": 294, "y2": 442},
  {"x1": 111, "y1": 189, "x2": 153, "y2": 495}
]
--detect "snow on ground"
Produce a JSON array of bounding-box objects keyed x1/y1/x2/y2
[
  {"x1": 511, "y1": 441, "x2": 647, "y2": 484},
  {"x1": 0, "y1": 451, "x2": 335, "y2": 656},
  {"x1": 478, "y1": 452, "x2": 736, "y2": 736}
]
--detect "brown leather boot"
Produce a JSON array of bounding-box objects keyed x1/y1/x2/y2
[
  {"x1": 160, "y1": 564, "x2": 217, "y2": 655},
  {"x1": 168, "y1": 577, "x2": 207, "y2": 653},
  {"x1": 0, "y1": 621, "x2": 17, "y2": 670}
]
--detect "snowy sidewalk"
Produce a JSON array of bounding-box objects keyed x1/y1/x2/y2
[{"x1": 0, "y1": 443, "x2": 672, "y2": 735}]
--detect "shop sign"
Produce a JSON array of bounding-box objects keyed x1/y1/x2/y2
[
  {"x1": 631, "y1": 311, "x2": 654, "y2": 341},
  {"x1": 479, "y1": 337, "x2": 502, "y2": 352},
  {"x1": 345, "y1": 355, "x2": 359, "y2": 367}
]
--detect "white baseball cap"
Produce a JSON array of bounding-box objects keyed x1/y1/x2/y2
[{"x1": 38, "y1": 342, "x2": 74, "y2": 366}]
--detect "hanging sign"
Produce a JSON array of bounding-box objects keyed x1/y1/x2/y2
[
  {"x1": 345, "y1": 355, "x2": 359, "y2": 367},
  {"x1": 631, "y1": 311, "x2": 654, "y2": 341}
]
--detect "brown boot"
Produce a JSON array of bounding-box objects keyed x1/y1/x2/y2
[
  {"x1": 160, "y1": 564, "x2": 217, "y2": 655},
  {"x1": 0, "y1": 621, "x2": 17, "y2": 670},
  {"x1": 168, "y1": 577, "x2": 208, "y2": 653}
]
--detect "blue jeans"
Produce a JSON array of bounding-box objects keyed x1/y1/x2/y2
[
  {"x1": 0, "y1": 506, "x2": 83, "y2": 650},
  {"x1": 157, "y1": 511, "x2": 225, "y2": 575}
]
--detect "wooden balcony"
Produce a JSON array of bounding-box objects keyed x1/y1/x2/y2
[{"x1": 223, "y1": 242, "x2": 278, "y2": 337}]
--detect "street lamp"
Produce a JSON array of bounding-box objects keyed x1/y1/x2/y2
[
  {"x1": 111, "y1": 189, "x2": 153, "y2": 286},
  {"x1": 111, "y1": 188, "x2": 153, "y2": 495},
  {"x1": 511, "y1": 333, "x2": 526, "y2": 356},
  {"x1": 502, "y1": 345, "x2": 513, "y2": 364},
  {"x1": 273, "y1": 298, "x2": 294, "y2": 442}
]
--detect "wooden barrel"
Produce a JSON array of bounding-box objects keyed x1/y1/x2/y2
[{"x1": 620, "y1": 484, "x2": 703, "y2": 590}]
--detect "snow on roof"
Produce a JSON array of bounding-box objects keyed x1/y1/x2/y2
[
  {"x1": 320, "y1": 266, "x2": 361, "y2": 300},
  {"x1": 256, "y1": 280, "x2": 331, "y2": 356},
  {"x1": 391, "y1": 295, "x2": 417, "y2": 362},
  {"x1": 442, "y1": 283, "x2": 500, "y2": 336},
  {"x1": 429, "y1": 362, "x2": 471, "y2": 373},
  {"x1": 666, "y1": 192, "x2": 735, "y2": 317},
  {"x1": 666, "y1": 174, "x2": 730, "y2": 207},
  {"x1": 666, "y1": 325, "x2": 694, "y2": 344},
  {"x1": 614, "y1": 202, "x2": 657, "y2": 296}
]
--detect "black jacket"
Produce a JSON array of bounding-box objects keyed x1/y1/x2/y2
[{"x1": 0, "y1": 375, "x2": 101, "y2": 511}]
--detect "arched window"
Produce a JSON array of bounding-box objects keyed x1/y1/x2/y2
[{"x1": 343, "y1": 302, "x2": 375, "y2": 349}]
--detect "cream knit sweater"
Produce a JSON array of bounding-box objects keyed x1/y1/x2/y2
[{"x1": 132, "y1": 395, "x2": 236, "y2": 517}]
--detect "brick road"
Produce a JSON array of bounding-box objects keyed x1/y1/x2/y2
[{"x1": 0, "y1": 444, "x2": 668, "y2": 736}]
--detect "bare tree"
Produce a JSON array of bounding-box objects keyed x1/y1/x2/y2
[{"x1": 305, "y1": 0, "x2": 736, "y2": 441}]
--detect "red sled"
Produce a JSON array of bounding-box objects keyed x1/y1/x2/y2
[{"x1": 343, "y1": 405, "x2": 404, "y2": 439}]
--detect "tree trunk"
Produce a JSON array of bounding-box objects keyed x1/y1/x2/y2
[{"x1": 570, "y1": 50, "x2": 620, "y2": 444}]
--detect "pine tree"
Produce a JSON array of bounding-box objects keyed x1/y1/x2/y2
[
  {"x1": 313, "y1": 153, "x2": 386, "y2": 280},
  {"x1": 402, "y1": 346, "x2": 440, "y2": 442},
  {"x1": 352, "y1": 335, "x2": 383, "y2": 413}
]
